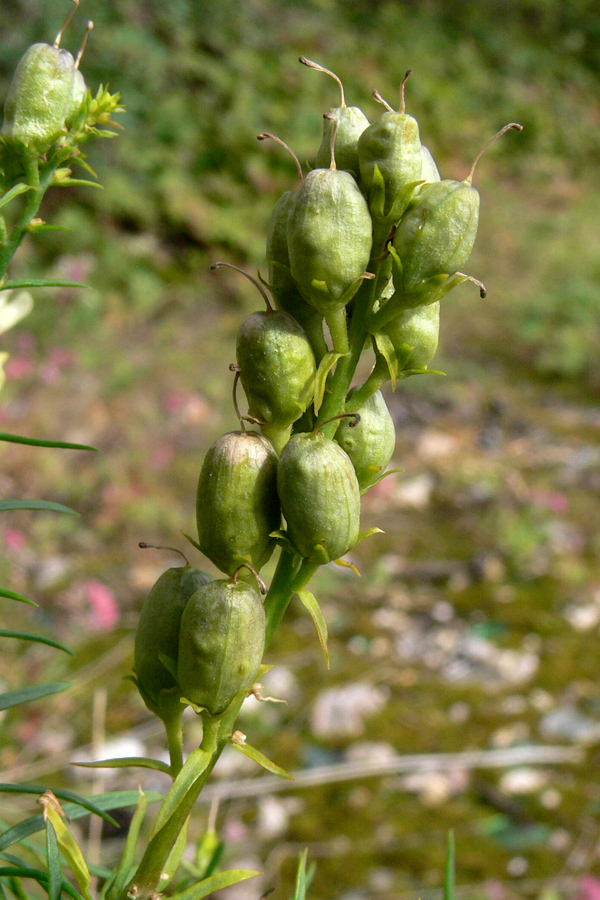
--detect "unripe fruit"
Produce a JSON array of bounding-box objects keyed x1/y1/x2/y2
[
  {"x1": 177, "y1": 577, "x2": 266, "y2": 716},
  {"x1": 358, "y1": 73, "x2": 422, "y2": 223},
  {"x1": 420, "y1": 144, "x2": 441, "y2": 184},
  {"x1": 287, "y1": 166, "x2": 372, "y2": 315},
  {"x1": 134, "y1": 563, "x2": 212, "y2": 721},
  {"x1": 2, "y1": 43, "x2": 75, "y2": 150},
  {"x1": 392, "y1": 179, "x2": 479, "y2": 294},
  {"x1": 236, "y1": 309, "x2": 317, "y2": 435},
  {"x1": 196, "y1": 431, "x2": 280, "y2": 576},
  {"x1": 335, "y1": 390, "x2": 396, "y2": 492},
  {"x1": 277, "y1": 430, "x2": 360, "y2": 562},
  {"x1": 300, "y1": 57, "x2": 369, "y2": 179},
  {"x1": 384, "y1": 301, "x2": 440, "y2": 370}
]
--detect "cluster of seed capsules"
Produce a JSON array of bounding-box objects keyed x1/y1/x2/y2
[{"x1": 134, "y1": 60, "x2": 521, "y2": 726}]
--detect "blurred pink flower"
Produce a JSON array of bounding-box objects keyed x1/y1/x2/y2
[
  {"x1": 3, "y1": 527, "x2": 27, "y2": 551},
  {"x1": 85, "y1": 580, "x2": 119, "y2": 631}
]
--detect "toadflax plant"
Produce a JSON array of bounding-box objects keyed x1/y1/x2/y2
[{"x1": 0, "y1": 36, "x2": 521, "y2": 900}]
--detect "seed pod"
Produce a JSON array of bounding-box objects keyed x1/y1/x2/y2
[
  {"x1": 392, "y1": 179, "x2": 479, "y2": 294},
  {"x1": 2, "y1": 1, "x2": 80, "y2": 150},
  {"x1": 236, "y1": 309, "x2": 317, "y2": 437},
  {"x1": 383, "y1": 301, "x2": 440, "y2": 370},
  {"x1": 2, "y1": 43, "x2": 75, "y2": 149},
  {"x1": 277, "y1": 427, "x2": 360, "y2": 562},
  {"x1": 177, "y1": 575, "x2": 266, "y2": 716},
  {"x1": 196, "y1": 431, "x2": 280, "y2": 576},
  {"x1": 134, "y1": 561, "x2": 212, "y2": 721},
  {"x1": 287, "y1": 163, "x2": 372, "y2": 316},
  {"x1": 392, "y1": 123, "x2": 523, "y2": 297},
  {"x1": 420, "y1": 144, "x2": 440, "y2": 184},
  {"x1": 299, "y1": 57, "x2": 369, "y2": 178},
  {"x1": 335, "y1": 390, "x2": 396, "y2": 492},
  {"x1": 357, "y1": 72, "x2": 422, "y2": 225}
]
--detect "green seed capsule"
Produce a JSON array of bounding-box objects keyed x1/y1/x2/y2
[
  {"x1": 266, "y1": 189, "x2": 322, "y2": 332},
  {"x1": 287, "y1": 166, "x2": 372, "y2": 315},
  {"x1": 277, "y1": 431, "x2": 360, "y2": 562},
  {"x1": 177, "y1": 577, "x2": 266, "y2": 716},
  {"x1": 357, "y1": 73, "x2": 422, "y2": 225},
  {"x1": 300, "y1": 57, "x2": 369, "y2": 179},
  {"x1": 236, "y1": 309, "x2": 317, "y2": 439},
  {"x1": 420, "y1": 144, "x2": 441, "y2": 184},
  {"x1": 196, "y1": 431, "x2": 280, "y2": 576},
  {"x1": 2, "y1": 42, "x2": 75, "y2": 150},
  {"x1": 392, "y1": 179, "x2": 479, "y2": 294},
  {"x1": 383, "y1": 301, "x2": 440, "y2": 370},
  {"x1": 335, "y1": 390, "x2": 396, "y2": 492},
  {"x1": 133, "y1": 563, "x2": 212, "y2": 721}
]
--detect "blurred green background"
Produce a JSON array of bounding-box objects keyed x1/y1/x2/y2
[{"x1": 2, "y1": 1, "x2": 600, "y2": 898}]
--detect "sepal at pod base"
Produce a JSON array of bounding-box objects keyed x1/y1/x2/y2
[
  {"x1": 276, "y1": 427, "x2": 361, "y2": 564},
  {"x1": 196, "y1": 431, "x2": 280, "y2": 576},
  {"x1": 133, "y1": 563, "x2": 212, "y2": 722},
  {"x1": 335, "y1": 389, "x2": 396, "y2": 493},
  {"x1": 177, "y1": 573, "x2": 266, "y2": 717}
]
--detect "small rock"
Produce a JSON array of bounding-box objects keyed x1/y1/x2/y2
[
  {"x1": 540, "y1": 706, "x2": 600, "y2": 744},
  {"x1": 499, "y1": 767, "x2": 548, "y2": 795},
  {"x1": 392, "y1": 473, "x2": 435, "y2": 509},
  {"x1": 310, "y1": 682, "x2": 389, "y2": 739}
]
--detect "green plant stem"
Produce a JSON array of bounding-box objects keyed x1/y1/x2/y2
[
  {"x1": 345, "y1": 356, "x2": 389, "y2": 411},
  {"x1": 263, "y1": 547, "x2": 303, "y2": 645},
  {"x1": 164, "y1": 708, "x2": 184, "y2": 778},
  {"x1": 0, "y1": 158, "x2": 56, "y2": 281},
  {"x1": 315, "y1": 253, "x2": 384, "y2": 438}
]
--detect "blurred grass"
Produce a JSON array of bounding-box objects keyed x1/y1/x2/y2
[{"x1": 2, "y1": 1, "x2": 600, "y2": 898}]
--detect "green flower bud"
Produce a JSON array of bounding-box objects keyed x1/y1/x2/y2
[
  {"x1": 277, "y1": 427, "x2": 361, "y2": 563},
  {"x1": 196, "y1": 431, "x2": 280, "y2": 576},
  {"x1": 335, "y1": 390, "x2": 395, "y2": 492},
  {"x1": 384, "y1": 301, "x2": 440, "y2": 370},
  {"x1": 357, "y1": 72, "x2": 422, "y2": 226},
  {"x1": 2, "y1": 43, "x2": 75, "y2": 150},
  {"x1": 177, "y1": 575, "x2": 266, "y2": 716},
  {"x1": 287, "y1": 164, "x2": 372, "y2": 316},
  {"x1": 236, "y1": 309, "x2": 317, "y2": 440},
  {"x1": 133, "y1": 560, "x2": 212, "y2": 722}
]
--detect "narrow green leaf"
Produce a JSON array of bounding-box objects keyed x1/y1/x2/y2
[
  {"x1": 228, "y1": 737, "x2": 293, "y2": 780},
  {"x1": 153, "y1": 748, "x2": 211, "y2": 835},
  {"x1": 0, "y1": 589, "x2": 37, "y2": 607},
  {"x1": 0, "y1": 791, "x2": 163, "y2": 852},
  {"x1": 56, "y1": 179, "x2": 102, "y2": 190},
  {"x1": 295, "y1": 589, "x2": 329, "y2": 668},
  {"x1": 292, "y1": 849, "x2": 309, "y2": 900},
  {"x1": 159, "y1": 817, "x2": 189, "y2": 891},
  {"x1": 106, "y1": 791, "x2": 148, "y2": 900},
  {"x1": 0, "y1": 281, "x2": 88, "y2": 291},
  {"x1": 0, "y1": 682, "x2": 70, "y2": 712},
  {"x1": 0, "y1": 786, "x2": 118, "y2": 828},
  {"x1": 369, "y1": 163, "x2": 386, "y2": 218},
  {"x1": 360, "y1": 468, "x2": 402, "y2": 494},
  {"x1": 181, "y1": 531, "x2": 201, "y2": 552},
  {"x1": 26, "y1": 224, "x2": 72, "y2": 234},
  {"x1": 354, "y1": 526, "x2": 385, "y2": 547},
  {"x1": 37, "y1": 797, "x2": 92, "y2": 900},
  {"x1": 444, "y1": 829, "x2": 455, "y2": 900},
  {"x1": 72, "y1": 757, "x2": 170, "y2": 775},
  {"x1": 170, "y1": 869, "x2": 260, "y2": 900},
  {"x1": 0, "y1": 184, "x2": 32, "y2": 210},
  {"x1": 0, "y1": 631, "x2": 71, "y2": 654},
  {"x1": 45, "y1": 822, "x2": 61, "y2": 900},
  {"x1": 313, "y1": 351, "x2": 343, "y2": 414},
  {"x1": 0, "y1": 432, "x2": 97, "y2": 451},
  {"x1": 0, "y1": 500, "x2": 77, "y2": 515}
]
